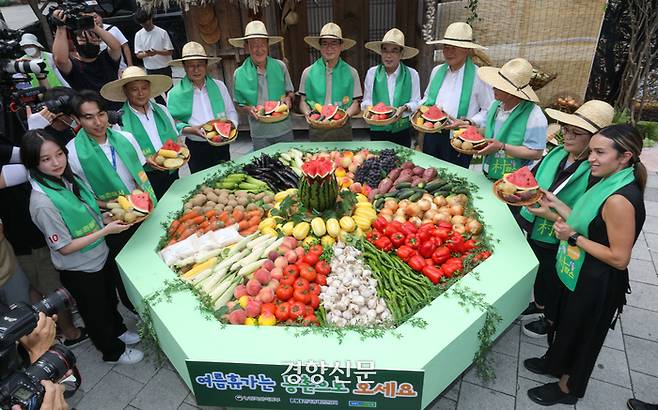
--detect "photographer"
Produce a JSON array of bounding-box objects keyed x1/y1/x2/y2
[
  {"x1": 25, "y1": 88, "x2": 76, "y2": 146},
  {"x1": 81, "y1": 4, "x2": 132, "y2": 73},
  {"x1": 0, "y1": 218, "x2": 30, "y2": 311},
  {"x1": 19, "y1": 34, "x2": 69, "y2": 90},
  {"x1": 51, "y1": 9, "x2": 122, "y2": 111}
]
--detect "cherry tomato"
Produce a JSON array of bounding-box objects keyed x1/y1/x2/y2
[
  {"x1": 315, "y1": 274, "x2": 327, "y2": 286},
  {"x1": 299, "y1": 265, "x2": 317, "y2": 282},
  {"x1": 308, "y1": 244, "x2": 323, "y2": 255},
  {"x1": 293, "y1": 289, "x2": 311, "y2": 304},
  {"x1": 274, "y1": 302, "x2": 290, "y2": 321},
  {"x1": 275, "y1": 284, "x2": 293, "y2": 301},
  {"x1": 293, "y1": 277, "x2": 310, "y2": 291},
  {"x1": 314, "y1": 260, "x2": 331, "y2": 276},
  {"x1": 303, "y1": 252, "x2": 320, "y2": 265}
]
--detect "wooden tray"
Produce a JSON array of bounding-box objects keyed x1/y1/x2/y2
[
  {"x1": 362, "y1": 109, "x2": 401, "y2": 126},
  {"x1": 450, "y1": 138, "x2": 487, "y2": 156},
  {"x1": 147, "y1": 146, "x2": 190, "y2": 171},
  {"x1": 492, "y1": 180, "x2": 543, "y2": 207},
  {"x1": 306, "y1": 109, "x2": 349, "y2": 129},
  {"x1": 410, "y1": 110, "x2": 448, "y2": 134}
]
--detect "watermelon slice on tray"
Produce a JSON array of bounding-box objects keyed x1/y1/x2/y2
[
  {"x1": 364, "y1": 102, "x2": 399, "y2": 125},
  {"x1": 307, "y1": 104, "x2": 348, "y2": 129},
  {"x1": 129, "y1": 191, "x2": 154, "y2": 214},
  {"x1": 256, "y1": 100, "x2": 289, "y2": 123},
  {"x1": 494, "y1": 166, "x2": 542, "y2": 206},
  {"x1": 451, "y1": 126, "x2": 488, "y2": 154},
  {"x1": 203, "y1": 120, "x2": 237, "y2": 146},
  {"x1": 411, "y1": 105, "x2": 450, "y2": 133},
  {"x1": 149, "y1": 139, "x2": 190, "y2": 171}
]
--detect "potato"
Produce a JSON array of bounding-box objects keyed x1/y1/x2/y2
[
  {"x1": 203, "y1": 205, "x2": 214, "y2": 213},
  {"x1": 206, "y1": 201, "x2": 217, "y2": 208},
  {"x1": 206, "y1": 193, "x2": 219, "y2": 203},
  {"x1": 213, "y1": 188, "x2": 223, "y2": 196},
  {"x1": 227, "y1": 199, "x2": 238, "y2": 207},
  {"x1": 191, "y1": 194, "x2": 207, "y2": 207},
  {"x1": 183, "y1": 202, "x2": 193, "y2": 210},
  {"x1": 262, "y1": 195, "x2": 273, "y2": 204},
  {"x1": 224, "y1": 205, "x2": 233, "y2": 213},
  {"x1": 193, "y1": 206, "x2": 203, "y2": 213},
  {"x1": 155, "y1": 155, "x2": 166, "y2": 165},
  {"x1": 163, "y1": 158, "x2": 184, "y2": 168},
  {"x1": 124, "y1": 212, "x2": 137, "y2": 223},
  {"x1": 234, "y1": 205, "x2": 245, "y2": 213},
  {"x1": 246, "y1": 203, "x2": 258, "y2": 211},
  {"x1": 254, "y1": 192, "x2": 265, "y2": 200},
  {"x1": 214, "y1": 204, "x2": 224, "y2": 211},
  {"x1": 228, "y1": 194, "x2": 235, "y2": 201},
  {"x1": 219, "y1": 189, "x2": 230, "y2": 196},
  {"x1": 111, "y1": 208, "x2": 125, "y2": 218},
  {"x1": 237, "y1": 197, "x2": 248, "y2": 206}
]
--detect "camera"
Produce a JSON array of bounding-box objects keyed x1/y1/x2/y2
[
  {"x1": 107, "y1": 109, "x2": 123, "y2": 127},
  {"x1": 0, "y1": 344, "x2": 76, "y2": 410},
  {"x1": 8, "y1": 87, "x2": 46, "y2": 113},
  {"x1": 1, "y1": 29, "x2": 46, "y2": 77},
  {"x1": 48, "y1": 1, "x2": 95, "y2": 32}
]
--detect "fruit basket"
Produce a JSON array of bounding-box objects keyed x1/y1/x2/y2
[
  {"x1": 254, "y1": 100, "x2": 290, "y2": 124},
  {"x1": 106, "y1": 189, "x2": 154, "y2": 224},
  {"x1": 411, "y1": 105, "x2": 450, "y2": 133},
  {"x1": 493, "y1": 166, "x2": 543, "y2": 206},
  {"x1": 147, "y1": 140, "x2": 190, "y2": 171},
  {"x1": 202, "y1": 119, "x2": 238, "y2": 146},
  {"x1": 362, "y1": 102, "x2": 402, "y2": 126},
  {"x1": 450, "y1": 126, "x2": 488, "y2": 155},
  {"x1": 306, "y1": 104, "x2": 349, "y2": 129},
  {"x1": 547, "y1": 94, "x2": 581, "y2": 114},
  {"x1": 529, "y1": 67, "x2": 557, "y2": 91}
]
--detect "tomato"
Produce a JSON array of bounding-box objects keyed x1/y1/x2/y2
[
  {"x1": 289, "y1": 301, "x2": 306, "y2": 320},
  {"x1": 275, "y1": 284, "x2": 293, "y2": 301},
  {"x1": 274, "y1": 302, "x2": 290, "y2": 321},
  {"x1": 293, "y1": 289, "x2": 311, "y2": 304},
  {"x1": 283, "y1": 265, "x2": 299, "y2": 277},
  {"x1": 308, "y1": 282, "x2": 321, "y2": 296},
  {"x1": 304, "y1": 313, "x2": 319, "y2": 324},
  {"x1": 303, "y1": 252, "x2": 320, "y2": 265},
  {"x1": 310, "y1": 294, "x2": 320, "y2": 309},
  {"x1": 314, "y1": 260, "x2": 331, "y2": 276},
  {"x1": 299, "y1": 265, "x2": 317, "y2": 282},
  {"x1": 308, "y1": 244, "x2": 323, "y2": 256},
  {"x1": 280, "y1": 273, "x2": 296, "y2": 286},
  {"x1": 261, "y1": 302, "x2": 277, "y2": 316},
  {"x1": 303, "y1": 304, "x2": 314, "y2": 316},
  {"x1": 293, "y1": 277, "x2": 310, "y2": 291},
  {"x1": 315, "y1": 274, "x2": 327, "y2": 286}
]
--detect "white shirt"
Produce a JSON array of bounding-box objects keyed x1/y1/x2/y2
[
  {"x1": 100, "y1": 24, "x2": 128, "y2": 72},
  {"x1": 125, "y1": 102, "x2": 178, "y2": 152},
  {"x1": 361, "y1": 64, "x2": 421, "y2": 117},
  {"x1": 66, "y1": 130, "x2": 146, "y2": 194},
  {"x1": 490, "y1": 102, "x2": 548, "y2": 150},
  {"x1": 423, "y1": 63, "x2": 494, "y2": 127},
  {"x1": 134, "y1": 26, "x2": 173, "y2": 70},
  {"x1": 168, "y1": 78, "x2": 239, "y2": 142}
]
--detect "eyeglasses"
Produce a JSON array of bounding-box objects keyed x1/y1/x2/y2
[
  {"x1": 320, "y1": 41, "x2": 341, "y2": 49},
  {"x1": 562, "y1": 125, "x2": 590, "y2": 139}
]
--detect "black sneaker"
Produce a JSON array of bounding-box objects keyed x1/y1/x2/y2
[
  {"x1": 63, "y1": 327, "x2": 90, "y2": 348},
  {"x1": 523, "y1": 317, "x2": 549, "y2": 338},
  {"x1": 628, "y1": 399, "x2": 658, "y2": 410},
  {"x1": 524, "y1": 355, "x2": 551, "y2": 376},
  {"x1": 519, "y1": 302, "x2": 544, "y2": 321},
  {"x1": 528, "y1": 382, "x2": 578, "y2": 406}
]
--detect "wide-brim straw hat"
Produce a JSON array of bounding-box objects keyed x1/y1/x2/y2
[
  {"x1": 169, "y1": 41, "x2": 221, "y2": 66},
  {"x1": 478, "y1": 58, "x2": 540, "y2": 103},
  {"x1": 364, "y1": 28, "x2": 418, "y2": 60},
  {"x1": 20, "y1": 33, "x2": 44, "y2": 49},
  {"x1": 304, "y1": 22, "x2": 356, "y2": 51},
  {"x1": 427, "y1": 22, "x2": 485, "y2": 50},
  {"x1": 100, "y1": 66, "x2": 172, "y2": 102},
  {"x1": 545, "y1": 100, "x2": 614, "y2": 134},
  {"x1": 229, "y1": 20, "x2": 283, "y2": 48}
]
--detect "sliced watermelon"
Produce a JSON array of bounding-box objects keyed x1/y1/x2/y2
[
  {"x1": 214, "y1": 122, "x2": 233, "y2": 138},
  {"x1": 459, "y1": 126, "x2": 486, "y2": 143},
  {"x1": 264, "y1": 101, "x2": 280, "y2": 115},
  {"x1": 370, "y1": 102, "x2": 394, "y2": 115},
  {"x1": 162, "y1": 139, "x2": 181, "y2": 152},
  {"x1": 129, "y1": 191, "x2": 152, "y2": 213},
  {"x1": 422, "y1": 106, "x2": 448, "y2": 122},
  {"x1": 301, "y1": 158, "x2": 334, "y2": 179},
  {"x1": 320, "y1": 105, "x2": 339, "y2": 120},
  {"x1": 503, "y1": 166, "x2": 539, "y2": 190}
]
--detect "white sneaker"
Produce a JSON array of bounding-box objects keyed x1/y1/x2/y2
[
  {"x1": 105, "y1": 347, "x2": 144, "y2": 365},
  {"x1": 118, "y1": 330, "x2": 141, "y2": 345}
]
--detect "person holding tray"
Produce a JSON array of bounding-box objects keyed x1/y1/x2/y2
[
  {"x1": 298, "y1": 22, "x2": 362, "y2": 141},
  {"x1": 524, "y1": 124, "x2": 646, "y2": 406},
  {"x1": 420, "y1": 22, "x2": 494, "y2": 167},
  {"x1": 230, "y1": 21, "x2": 295, "y2": 151},
  {"x1": 167, "y1": 42, "x2": 238, "y2": 173},
  {"x1": 101, "y1": 66, "x2": 179, "y2": 199},
  {"x1": 515, "y1": 100, "x2": 614, "y2": 342},
  {"x1": 361, "y1": 28, "x2": 421, "y2": 148},
  {"x1": 477, "y1": 58, "x2": 547, "y2": 180},
  {"x1": 22, "y1": 129, "x2": 144, "y2": 365}
]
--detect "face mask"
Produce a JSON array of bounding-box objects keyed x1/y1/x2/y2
[
  {"x1": 24, "y1": 47, "x2": 39, "y2": 57},
  {"x1": 76, "y1": 43, "x2": 100, "y2": 58}
]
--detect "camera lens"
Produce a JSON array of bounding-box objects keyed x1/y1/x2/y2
[
  {"x1": 32, "y1": 288, "x2": 74, "y2": 316},
  {"x1": 24, "y1": 344, "x2": 76, "y2": 384}
]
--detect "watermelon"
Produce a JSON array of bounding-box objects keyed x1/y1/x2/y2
[
  {"x1": 458, "y1": 126, "x2": 485, "y2": 143},
  {"x1": 214, "y1": 122, "x2": 233, "y2": 138},
  {"x1": 422, "y1": 106, "x2": 448, "y2": 122},
  {"x1": 264, "y1": 101, "x2": 280, "y2": 115},
  {"x1": 129, "y1": 191, "x2": 152, "y2": 214},
  {"x1": 503, "y1": 166, "x2": 539, "y2": 190},
  {"x1": 320, "y1": 105, "x2": 339, "y2": 120},
  {"x1": 299, "y1": 158, "x2": 338, "y2": 211},
  {"x1": 370, "y1": 102, "x2": 394, "y2": 115},
  {"x1": 162, "y1": 139, "x2": 181, "y2": 152}
]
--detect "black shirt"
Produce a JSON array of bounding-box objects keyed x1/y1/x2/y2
[{"x1": 62, "y1": 50, "x2": 121, "y2": 111}]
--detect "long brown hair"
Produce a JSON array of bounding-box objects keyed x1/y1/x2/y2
[{"x1": 597, "y1": 124, "x2": 647, "y2": 193}]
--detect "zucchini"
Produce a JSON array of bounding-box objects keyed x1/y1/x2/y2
[
  {"x1": 408, "y1": 192, "x2": 423, "y2": 202},
  {"x1": 424, "y1": 178, "x2": 447, "y2": 192},
  {"x1": 396, "y1": 188, "x2": 416, "y2": 199},
  {"x1": 395, "y1": 182, "x2": 412, "y2": 189}
]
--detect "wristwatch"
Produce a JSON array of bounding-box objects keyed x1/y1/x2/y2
[{"x1": 568, "y1": 233, "x2": 581, "y2": 246}]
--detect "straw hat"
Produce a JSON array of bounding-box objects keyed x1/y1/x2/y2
[
  {"x1": 364, "y1": 28, "x2": 418, "y2": 60},
  {"x1": 100, "y1": 66, "x2": 172, "y2": 102},
  {"x1": 427, "y1": 22, "x2": 485, "y2": 49},
  {"x1": 304, "y1": 22, "x2": 356, "y2": 51},
  {"x1": 169, "y1": 41, "x2": 221, "y2": 66},
  {"x1": 20, "y1": 33, "x2": 44, "y2": 50},
  {"x1": 478, "y1": 58, "x2": 540, "y2": 103},
  {"x1": 229, "y1": 20, "x2": 283, "y2": 48},
  {"x1": 545, "y1": 100, "x2": 614, "y2": 134}
]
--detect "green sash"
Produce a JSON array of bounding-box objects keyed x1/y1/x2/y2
[
  {"x1": 121, "y1": 101, "x2": 178, "y2": 158},
  {"x1": 556, "y1": 167, "x2": 635, "y2": 291},
  {"x1": 371, "y1": 63, "x2": 411, "y2": 133},
  {"x1": 520, "y1": 146, "x2": 591, "y2": 244},
  {"x1": 234, "y1": 56, "x2": 286, "y2": 107},
  {"x1": 305, "y1": 58, "x2": 354, "y2": 110},
  {"x1": 36, "y1": 177, "x2": 103, "y2": 252},
  {"x1": 168, "y1": 75, "x2": 225, "y2": 133},
  {"x1": 423, "y1": 56, "x2": 475, "y2": 119},
  {"x1": 482, "y1": 100, "x2": 534, "y2": 180},
  {"x1": 74, "y1": 128, "x2": 156, "y2": 204},
  {"x1": 28, "y1": 52, "x2": 63, "y2": 88}
]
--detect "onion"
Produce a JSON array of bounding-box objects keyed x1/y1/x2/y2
[
  {"x1": 456, "y1": 194, "x2": 469, "y2": 204},
  {"x1": 446, "y1": 195, "x2": 461, "y2": 206},
  {"x1": 409, "y1": 216, "x2": 422, "y2": 227},
  {"x1": 452, "y1": 223, "x2": 466, "y2": 234},
  {"x1": 418, "y1": 199, "x2": 432, "y2": 212},
  {"x1": 451, "y1": 215, "x2": 467, "y2": 225},
  {"x1": 405, "y1": 203, "x2": 421, "y2": 217},
  {"x1": 467, "y1": 219, "x2": 482, "y2": 234},
  {"x1": 422, "y1": 193, "x2": 433, "y2": 202},
  {"x1": 393, "y1": 214, "x2": 407, "y2": 223},
  {"x1": 382, "y1": 214, "x2": 393, "y2": 222},
  {"x1": 384, "y1": 199, "x2": 398, "y2": 211},
  {"x1": 424, "y1": 209, "x2": 438, "y2": 220},
  {"x1": 422, "y1": 218, "x2": 433, "y2": 225},
  {"x1": 449, "y1": 204, "x2": 464, "y2": 216},
  {"x1": 433, "y1": 195, "x2": 447, "y2": 207},
  {"x1": 379, "y1": 208, "x2": 393, "y2": 216},
  {"x1": 433, "y1": 212, "x2": 451, "y2": 223}
]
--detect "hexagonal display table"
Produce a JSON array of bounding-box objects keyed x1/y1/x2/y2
[{"x1": 116, "y1": 142, "x2": 538, "y2": 409}]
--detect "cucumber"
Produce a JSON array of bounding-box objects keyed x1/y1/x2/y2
[
  {"x1": 409, "y1": 192, "x2": 423, "y2": 202},
  {"x1": 383, "y1": 190, "x2": 399, "y2": 198},
  {"x1": 395, "y1": 182, "x2": 412, "y2": 189},
  {"x1": 425, "y1": 178, "x2": 447, "y2": 192},
  {"x1": 374, "y1": 198, "x2": 385, "y2": 210},
  {"x1": 396, "y1": 188, "x2": 416, "y2": 199}
]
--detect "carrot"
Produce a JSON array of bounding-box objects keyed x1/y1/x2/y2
[
  {"x1": 204, "y1": 210, "x2": 216, "y2": 219},
  {"x1": 238, "y1": 220, "x2": 250, "y2": 231},
  {"x1": 175, "y1": 223, "x2": 188, "y2": 236},
  {"x1": 178, "y1": 228, "x2": 195, "y2": 241},
  {"x1": 232, "y1": 209, "x2": 244, "y2": 222},
  {"x1": 246, "y1": 215, "x2": 261, "y2": 227},
  {"x1": 218, "y1": 211, "x2": 229, "y2": 223},
  {"x1": 191, "y1": 215, "x2": 206, "y2": 225},
  {"x1": 246, "y1": 209, "x2": 262, "y2": 219},
  {"x1": 180, "y1": 210, "x2": 200, "y2": 222},
  {"x1": 199, "y1": 220, "x2": 211, "y2": 230},
  {"x1": 240, "y1": 225, "x2": 259, "y2": 235},
  {"x1": 168, "y1": 220, "x2": 181, "y2": 235}
]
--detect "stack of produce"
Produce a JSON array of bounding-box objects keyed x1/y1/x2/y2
[
  {"x1": 369, "y1": 162, "x2": 440, "y2": 203},
  {"x1": 214, "y1": 173, "x2": 272, "y2": 193},
  {"x1": 307, "y1": 103, "x2": 347, "y2": 128},
  {"x1": 203, "y1": 120, "x2": 237, "y2": 145},
  {"x1": 494, "y1": 166, "x2": 541, "y2": 206},
  {"x1": 149, "y1": 140, "x2": 190, "y2": 170},
  {"x1": 255, "y1": 101, "x2": 289, "y2": 123},
  {"x1": 107, "y1": 189, "x2": 153, "y2": 224},
  {"x1": 412, "y1": 105, "x2": 449, "y2": 132},
  {"x1": 243, "y1": 154, "x2": 299, "y2": 192}
]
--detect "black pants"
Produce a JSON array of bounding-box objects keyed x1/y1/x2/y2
[
  {"x1": 422, "y1": 129, "x2": 472, "y2": 168},
  {"x1": 370, "y1": 127, "x2": 412, "y2": 148},
  {"x1": 146, "y1": 67, "x2": 172, "y2": 106},
  {"x1": 59, "y1": 267, "x2": 126, "y2": 361},
  {"x1": 528, "y1": 240, "x2": 561, "y2": 322},
  {"x1": 105, "y1": 224, "x2": 140, "y2": 313},
  {"x1": 146, "y1": 169, "x2": 178, "y2": 200},
  {"x1": 186, "y1": 139, "x2": 230, "y2": 174}
]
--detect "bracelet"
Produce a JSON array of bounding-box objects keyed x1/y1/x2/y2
[{"x1": 501, "y1": 143, "x2": 506, "y2": 152}]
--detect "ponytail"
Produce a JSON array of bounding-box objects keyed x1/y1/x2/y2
[{"x1": 634, "y1": 161, "x2": 647, "y2": 193}]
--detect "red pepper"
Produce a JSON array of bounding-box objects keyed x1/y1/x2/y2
[
  {"x1": 446, "y1": 232, "x2": 465, "y2": 252},
  {"x1": 434, "y1": 227, "x2": 451, "y2": 241},
  {"x1": 407, "y1": 255, "x2": 427, "y2": 272},
  {"x1": 401, "y1": 221, "x2": 418, "y2": 235},
  {"x1": 404, "y1": 234, "x2": 419, "y2": 249},
  {"x1": 373, "y1": 216, "x2": 388, "y2": 232},
  {"x1": 432, "y1": 246, "x2": 451, "y2": 265},
  {"x1": 462, "y1": 239, "x2": 477, "y2": 252},
  {"x1": 422, "y1": 265, "x2": 444, "y2": 284},
  {"x1": 441, "y1": 257, "x2": 463, "y2": 278},
  {"x1": 390, "y1": 232, "x2": 406, "y2": 248},
  {"x1": 374, "y1": 236, "x2": 393, "y2": 252},
  {"x1": 437, "y1": 221, "x2": 452, "y2": 230},
  {"x1": 370, "y1": 230, "x2": 382, "y2": 242},
  {"x1": 417, "y1": 224, "x2": 435, "y2": 242},
  {"x1": 418, "y1": 239, "x2": 437, "y2": 258},
  {"x1": 396, "y1": 245, "x2": 416, "y2": 261},
  {"x1": 383, "y1": 223, "x2": 401, "y2": 238}
]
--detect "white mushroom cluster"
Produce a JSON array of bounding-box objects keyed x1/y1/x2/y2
[{"x1": 320, "y1": 243, "x2": 392, "y2": 327}]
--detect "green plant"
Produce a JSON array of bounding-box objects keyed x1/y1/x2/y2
[{"x1": 465, "y1": 0, "x2": 481, "y2": 24}]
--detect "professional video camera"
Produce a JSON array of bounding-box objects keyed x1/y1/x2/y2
[
  {"x1": 47, "y1": 1, "x2": 95, "y2": 32},
  {"x1": 0, "y1": 288, "x2": 78, "y2": 410},
  {"x1": 0, "y1": 29, "x2": 46, "y2": 76},
  {"x1": 8, "y1": 88, "x2": 74, "y2": 116}
]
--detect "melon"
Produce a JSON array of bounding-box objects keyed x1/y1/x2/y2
[
  {"x1": 162, "y1": 139, "x2": 181, "y2": 152},
  {"x1": 299, "y1": 158, "x2": 338, "y2": 212},
  {"x1": 421, "y1": 106, "x2": 448, "y2": 122},
  {"x1": 320, "y1": 105, "x2": 339, "y2": 120},
  {"x1": 503, "y1": 166, "x2": 539, "y2": 191},
  {"x1": 264, "y1": 101, "x2": 280, "y2": 115},
  {"x1": 457, "y1": 126, "x2": 486, "y2": 143},
  {"x1": 214, "y1": 122, "x2": 233, "y2": 138},
  {"x1": 129, "y1": 191, "x2": 152, "y2": 214},
  {"x1": 370, "y1": 102, "x2": 394, "y2": 116}
]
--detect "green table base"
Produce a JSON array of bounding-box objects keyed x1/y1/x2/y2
[{"x1": 116, "y1": 142, "x2": 538, "y2": 409}]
